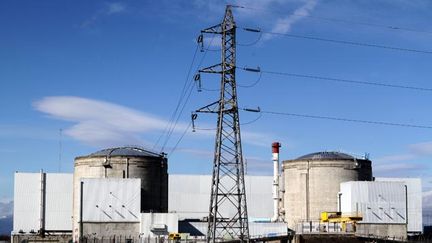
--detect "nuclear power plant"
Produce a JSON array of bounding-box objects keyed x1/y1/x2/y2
[
  {"x1": 11, "y1": 144, "x2": 423, "y2": 243},
  {"x1": 7, "y1": 4, "x2": 427, "y2": 243}
]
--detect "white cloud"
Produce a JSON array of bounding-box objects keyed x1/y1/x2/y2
[
  {"x1": 375, "y1": 141, "x2": 432, "y2": 164},
  {"x1": 33, "y1": 96, "x2": 186, "y2": 147},
  {"x1": 34, "y1": 96, "x2": 279, "y2": 150},
  {"x1": 81, "y1": 2, "x2": 127, "y2": 28},
  {"x1": 203, "y1": 36, "x2": 222, "y2": 49},
  {"x1": 173, "y1": 147, "x2": 273, "y2": 175},
  {"x1": 0, "y1": 201, "x2": 13, "y2": 218},
  {"x1": 106, "y1": 2, "x2": 127, "y2": 15},
  {"x1": 373, "y1": 141, "x2": 432, "y2": 176},
  {"x1": 409, "y1": 141, "x2": 432, "y2": 156},
  {"x1": 423, "y1": 190, "x2": 432, "y2": 208},
  {"x1": 242, "y1": 130, "x2": 275, "y2": 148},
  {"x1": 375, "y1": 154, "x2": 416, "y2": 163},
  {"x1": 263, "y1": 0, "x2": 318, "y2": 41},
  {"x1": 174, "y1": 148, "x2": 214, "y2": 158},
  {"x1": 244, "y1": 156, "x2": 273, "y2": 175},
  {"x1": 374, "y1": 162, "x2": 427, "y2": 174}
]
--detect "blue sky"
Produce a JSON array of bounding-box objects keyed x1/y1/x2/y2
[{"x1": 1, "y1": 0, "x2": 432, "y2": 206}]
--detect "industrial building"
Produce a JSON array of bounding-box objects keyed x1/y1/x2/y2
[
  {"x1": 72, "y1": 147, "x2": 168, "y2": 240},
  {"x1": 12, "y1": 172, "x2": 72, "y2": 243},
  {"x1": 11, "y1": 147, "x2": 423, "y2": 242}
]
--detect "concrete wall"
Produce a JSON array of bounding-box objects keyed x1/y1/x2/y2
[
  {"x1": 82, "y1": 222, "x2": 140, "y2": 238},
  {"x1": 11, "y1": 234, "x2": 72, "y2": 243},
  {"x1": 178, "y1": 221, "x2": 287, "y2": 237},
  {"x1": 140, "y1": 213, "x2": 178, "y2": 238},
  {"x1": 282, "y1": 159, "x2": 372, "y2": 229},
  {"x1": 356, "y1": 223, "x2": 407, "y2": 241}
]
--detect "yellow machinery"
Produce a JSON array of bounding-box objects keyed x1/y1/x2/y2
[
  {"x1": 320, "y1": 211, "x2": 363, "y2": 232},
  {"x1": 168, "y1": 233, "x2": 181, "y2": 241}
]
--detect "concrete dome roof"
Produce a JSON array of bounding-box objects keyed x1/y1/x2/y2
[
  {"x1": 295, "y1": 151, "x2": 356, "y2": 161},
  {"x1": 86, "y1": 146, "x2": 162, "y2": 158}
]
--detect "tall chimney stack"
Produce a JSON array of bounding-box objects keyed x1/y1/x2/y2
[{"x1": 271, "y1": 142, "x2": 281, "y2": 222}]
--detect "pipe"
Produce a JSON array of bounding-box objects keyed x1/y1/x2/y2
[
  {"x1": 80, "y1": 181, "x2": 84, "y2": 240},
  {"x1": 271, "y1": 142, "x2": 281, "y2": 222},
  {"x1": 405, "y1": 185, "x2": 408, "y2": 225},
  {"x1": 306, "y1": 160, "x2": 310, "y2": 222},
  {"x1": 39, "y1": 170, "x2": 46, "y2": 237}
]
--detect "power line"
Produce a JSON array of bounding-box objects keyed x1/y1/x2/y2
[
  {"x1": 237, "y1": 6, "x2": 432, "y2": 35},
  {"x1": 253, "y1": 109, "x2": 432, "y2": 129},
  {"x1": 167, "y1": 121, "x2": 192, "y2": 158},
  {"x1": 238, "y1": 67, "x2": 432, "y2": 92},
  {"x1": 194, "y1": 112, "x2": 263, "y2": 131},
  {"x1": 237, "y1": 71, "x2": 263, "y2": 88},
  {"x1": 238, "y1": 31, "x2": 263, "y2": 46},
  {"x1": 257, "y1": 30, "x2": 432, "y2": 55},
  {"x1": 160, "y1": 78, "x2": 195, "y2": 152},
  {"x1": 159, "y1": 35, "x2": 217, "y2": 152},
  {"x1": 153, "y1": 44, "x2": 200, "y2": 150}
]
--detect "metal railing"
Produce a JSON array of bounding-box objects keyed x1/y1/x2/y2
[{"x1": 294, "y1": 220, "x2": 353, "y2": 234}]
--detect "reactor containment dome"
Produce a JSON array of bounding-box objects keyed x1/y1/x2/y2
[
  {"x1": 282, "y1": 151, "x2": 372, "y2": 229},
  {"x1": 72, "y1": 147, "x2": 168, "y2": 240}
]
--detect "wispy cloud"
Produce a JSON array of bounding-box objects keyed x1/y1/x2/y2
[
  {"x1": 175, "y1": 147, "x2": 273, "y2": 175},
  {"x1": 81, "y1": 2, "x2": 127, "y2": 28},
  {"x1": 33, "y1": 96, "x2": 186, "y2": 147},
  {"x1": 242, "y1": 131, "x2": 275, "y2": 148},
  {"x1": 189, "y1": 0, "x2": 318, "y2": 44},
  {"x1": 106, "y1": 2, "x2": 127, "y2": 15},
  {"x1": 374, "y1": 162, "x2": 427, "y2": 174},
  {"x1": 409, "y1": 141, "x2": 432, "y2": 156},
  {"x1": 33, "y1": 96, "x2": 275, "y2": 150},
  {"x1": 0, "y1": 201, "x2": 13, "y2": 218},
  {"x1": 374, "y1": 141, "x2": 432, "y2": 177},
  {"x1": 245, "y1": 156, "x2": 273, "y2": 175},
  {"x1": 375, "y1": 154, "x2": 416, "y2": 163},
  {"x1": 262, "y1": 0, "x2": 318, "y2": 41}
]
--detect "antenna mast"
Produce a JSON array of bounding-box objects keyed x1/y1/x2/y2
[{"x1": 195, "y1": 5, "x2": 249, "y2": 242}]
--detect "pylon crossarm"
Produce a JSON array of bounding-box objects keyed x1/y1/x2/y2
[
  {"x1": 202, "y1": 24, "x2": 223, "y2": 34},
  {"x1": 200, "y1": 63, "x2": 223, "y2": 74},
  {"x1": 196, "y1": 101, "x2": 219, "y2": 113}
]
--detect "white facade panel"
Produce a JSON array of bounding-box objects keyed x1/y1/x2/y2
[
  {"x1": 45, "y1": 173, "x2": 73, "y2": 231},
  {"x1": 140, "y1": 213, "x2": 178, "y2": 237},
  {"x1": 340, "y1": 181, "x2": 406, "y2": 224},
  {"x1": 13, "y1": 173, "x2": 41, "y2": 233},
  {"x1": 169, "y1": 175, "x2": 273, "y2": 220},
  {"x1": 81, "y1": 178, "x2": 140, "y2": 222},
  {"x1": 376, "y1": 177, "x2": 422, "y2": 233},
  {"x1": 13, "y1": 172, "x2": 73, "y2": 233}
]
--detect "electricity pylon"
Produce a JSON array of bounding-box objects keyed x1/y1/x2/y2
[{"x1": 194, "y1": 5, "x2": 249, "y2": 243}]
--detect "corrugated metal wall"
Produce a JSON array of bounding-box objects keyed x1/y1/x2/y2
[
  {"x1": 13, "y1": 172, "x2": 72, "y2": 232},
  {"x1": 45, "y1": 173, "x2": 73, "y2": 230},
  {"x1": 340, "y1": 181, "x2": 406, "y2": 224},
  {"x1": 168, "y1": 175, "x2": 273, "y2": 220},
  {"x1": 375, "y1": 177, "x2": 423, "y2": 233}
]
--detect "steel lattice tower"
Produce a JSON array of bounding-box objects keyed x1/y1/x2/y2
[{"x1": 195, "y1": 5, "x2": 249, "y2": 243}]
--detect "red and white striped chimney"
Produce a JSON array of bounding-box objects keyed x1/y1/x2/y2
[{"x1": 271, "y1": 142, "x2": 281, "y2": 222}]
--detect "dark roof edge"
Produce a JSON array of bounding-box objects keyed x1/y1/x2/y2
[
  {"x1": 288, "y1": 151, "x2": 370, "y2": 162},
  {"x1": 75, "y1": 146, "x2": 165, "y2": 159}
]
